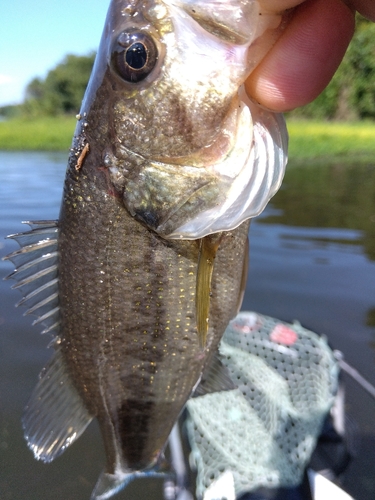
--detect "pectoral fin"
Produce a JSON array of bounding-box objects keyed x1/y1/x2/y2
[
  {"x1": 195, "y1": 235, "x2": 223, "y2": 349},
  {"x1": 235, "y1": 234, "x2": 249, "y2": 315}
]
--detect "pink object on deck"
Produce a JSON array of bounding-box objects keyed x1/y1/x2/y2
[{"x1": 269, "y1": 324, "x2": 298, "y2": 346}]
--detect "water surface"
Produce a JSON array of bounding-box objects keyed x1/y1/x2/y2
[{"x1": 1, "y1": 152, "x2": 375, "y2": 500}]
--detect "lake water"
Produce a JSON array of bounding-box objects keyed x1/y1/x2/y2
[{"x1": 1, "y1": 151, "x2": 375, "y2": 500}]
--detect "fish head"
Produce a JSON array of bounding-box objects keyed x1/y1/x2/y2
[
  {"x1": 75, "y1": 0, "x2": 288, "y2": 238},
  {"x1": 101, "y1": 0, "x2": 261, "y2": 156}
]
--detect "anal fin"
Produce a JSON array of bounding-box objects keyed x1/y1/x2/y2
[
  {"x1": 193, "y1": 353, "x2": 236, "y2": 397},
  {"x1": 23, "y1": 347, "x2": 93, "y2": 462}
]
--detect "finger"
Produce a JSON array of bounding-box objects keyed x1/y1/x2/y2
[
  {"x1": 246, "y1": 0, "x2": 355, "y2": 112},
  {"x1": 349, "y1": 0, "x2": 375, "y2": 21}
]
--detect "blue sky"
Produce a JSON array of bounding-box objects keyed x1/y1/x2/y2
[{"x1": 0, "y1": 0, "x2": 110, "y2": 106}]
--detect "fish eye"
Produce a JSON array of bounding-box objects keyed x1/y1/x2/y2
[{"x1": 112, "y1": 31, "x2": 158, "y2": 83}]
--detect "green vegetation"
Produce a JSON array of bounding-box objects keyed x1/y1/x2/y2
[
  {"x1": 0, "y1": 116, "x2": 76, "y2": 151},
  {"x1": 1, "y1": 116, "x2": 375, "y2": 164},
  {"x1": 23, "y1": 53, "x2": 96, "y2": 117},
  {"x1": 0, "y1": 53, "x2": 95, "y2": 119},
  {"x1": 287, "y1": 120, "x2": 375, "y2": 165}
]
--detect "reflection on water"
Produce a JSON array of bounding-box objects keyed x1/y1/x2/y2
[
  {"x1": 262, "y1": 162, "x2": 375, "y2": 260},
  {"x1": 1, "y1": 152, "x2": 375, "y2": 500}
]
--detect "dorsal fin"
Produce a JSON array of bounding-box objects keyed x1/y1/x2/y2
[{"x1": 3, "y1": 220, "x2": 60, "y2": 334}]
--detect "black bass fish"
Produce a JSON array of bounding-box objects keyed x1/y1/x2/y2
[{"x1": 4, "y1": 0, "x2": 287, "y2": 498}]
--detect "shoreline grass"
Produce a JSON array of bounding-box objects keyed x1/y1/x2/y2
[
  {"x1": 0, "y1": 116, "x2": 375, "y2": 164},
  {"x1": 287, "y1": 119, "x2": 375, "y2": 165},
  {"x1": 0, "y1": 116, "x2": 76, "y2": 151}
]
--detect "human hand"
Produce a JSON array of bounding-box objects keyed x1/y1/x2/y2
[{"x1": 246, "y1": 0, "x2": 375, "y2": 112}]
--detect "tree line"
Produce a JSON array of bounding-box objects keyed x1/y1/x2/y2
[
  {"x1": 22, "y1": 52, "x2": 96, "y2": 117},
  {"x1": 0, "y1": 53, "x2": 95, "y2": 118},
  {"x1": 1, "y1": 16, "x2": 374, "y2": 120}
]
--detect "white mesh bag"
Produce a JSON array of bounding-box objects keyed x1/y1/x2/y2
[{"x1": 186, "y1": 312, "x2": 339, "y2": 500}]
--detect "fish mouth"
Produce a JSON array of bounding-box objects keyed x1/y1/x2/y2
[{"x1": 121, "y1": 89, "x2": 287, "y2": 239}]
